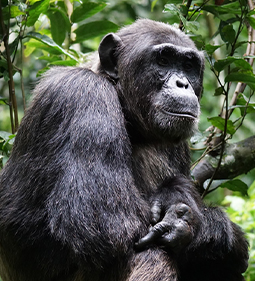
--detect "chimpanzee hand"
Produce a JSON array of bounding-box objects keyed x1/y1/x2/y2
[{"x1": 135, "y1": 201, "x2": 194, "y2": 253}]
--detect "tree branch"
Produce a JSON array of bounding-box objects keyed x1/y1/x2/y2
[
  {"x1": 192, "y1": 135, "x2": 255, "y2": 191},
  {"x1": 0, "y1": 2, "x2": 19, "y2": 133}
]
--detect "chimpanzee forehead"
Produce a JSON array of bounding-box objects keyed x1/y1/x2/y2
[
  {"x1": 152, "y1": 43, "x2": 201, "y2": 58},
  {"x1": 117, "y1": 19, "x2": 197, "y2": 51}
]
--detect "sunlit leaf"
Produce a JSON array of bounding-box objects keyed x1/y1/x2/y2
[
  {"x1": 151, "y1": 0, "x2": 159, "y2": 12},
  {"x1": 49, "y1": 60, "x2": 77, "y2": 66},
  {"x1": 71, "y1": 2, "x2": 107, "y2": 23},
  {"x1": 2, "y1": 5, "x2": 25, "y2": 20},
  {"x1": 207, "y1": 116, "x2": 235, "y2": 135},
  {"x1": 220, "y1": 179, "x2": 248, "y2": 196},
  {"x1": 0, "y1": 97, "x2": 8, "y2": 105},
  {"x1": 29, "y1": 0, "x2": 43, "y2": 4},
  {"x1": 26, "y1": 32, "x2": 78, "y2": 62},
  {"x1": 47, "y1": 9, "x2": 70, "y2": 45},
  {"x1": 74, "y1": 21, "x2": 119, "y2": 43},
  {"x1": 26, "y1": 0, "x2": 50, "y2": 27}
]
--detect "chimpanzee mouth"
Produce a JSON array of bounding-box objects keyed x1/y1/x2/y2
[{"x1": 161, "y1": 109, "x2": 197, "y2": 120}]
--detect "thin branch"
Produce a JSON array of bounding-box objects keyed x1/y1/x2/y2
[
  {"x1": 202, "y1": 79, "x2": 229, "y2": 198},
  {"x1": 179, "y1": 0, "x2": 193, "y2": 30},
  {"x1": 0, "y1": 2, "x2": 19, "y2": 133}
]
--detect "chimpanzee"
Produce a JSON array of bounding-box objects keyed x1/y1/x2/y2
[{"x1": 0, "y1": 19, "x2": 248, "y2": 281}]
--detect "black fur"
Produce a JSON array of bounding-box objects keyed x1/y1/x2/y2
[{"x1": 0, "y1": 19, "x2": 248, "y2": 281}]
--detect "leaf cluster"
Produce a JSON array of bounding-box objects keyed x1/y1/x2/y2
[
  {"x1": 224, "y1": 182, "x2": 255, "y2": 281},
  {"x1": 165, "y1": 0, "x2": 255, "y2": 197},
  {"x1": 1, "y1": 0, "x2": 119, "y2": 76}
]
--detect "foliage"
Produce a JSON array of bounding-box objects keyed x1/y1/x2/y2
[
  {"x1": 0, "y1": 131, "x2": 15, "y2": 169},
  {"x1": 165, "y1": 0, "x2": 255, "y2": 195},
  {"x1": 224, "y1": 183, "x2": 255, "y2": 281}
]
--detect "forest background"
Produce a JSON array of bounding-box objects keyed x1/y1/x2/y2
[{"x1": 0, "y1": 0, "x2": 255, "y2": 279}]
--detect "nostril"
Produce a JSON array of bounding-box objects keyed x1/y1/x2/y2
[{"x1": 176, "y1": 79, "x2": 189, "y2": 89}]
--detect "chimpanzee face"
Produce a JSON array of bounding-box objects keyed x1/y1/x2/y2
[
  {"x1": 98, "y1": 20, "x2": 204, "y2": 143},
  {"x1": 147, "y1": 43, "x2": 204, "y2": 141}
]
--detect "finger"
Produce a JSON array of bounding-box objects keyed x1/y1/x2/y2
[
  {"x1": 175, "y1": 203, "x2": 193, "y2": 222},
  {"x1": 151, "y1": 199, "x2": 162, "y2": 225},
  {"x1": 157, "y1": 222, "x2": 192, "y2": 249},
  {"x1": 135, "y1": 231, "x2": 158, "y2": 250},
  {"x1": 135, "y1": 221, "x2": 170, "y2": 250}
]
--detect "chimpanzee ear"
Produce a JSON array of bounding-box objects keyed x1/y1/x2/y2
[{"x1": 98, "y1": 33, "x2": 122, "y2": 80}]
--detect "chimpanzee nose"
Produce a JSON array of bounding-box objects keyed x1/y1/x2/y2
[{"x1": 176, "y1": 78, "x2": 189, "y2": 89}]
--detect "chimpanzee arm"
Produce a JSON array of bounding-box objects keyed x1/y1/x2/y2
[
  {"x1": 0, "y1": 67, "x2": 147, "y2": 271},
  {"x1": 178, "y1": 205, "x2": 248, "y2": 281},
  {"x1": 136, "y1": 177, "x2": 248, "y2": 280}
]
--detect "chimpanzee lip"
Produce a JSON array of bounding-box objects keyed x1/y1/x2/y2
[{"x1": 161, "y1": 109, "x2": 197, "y2": 120}]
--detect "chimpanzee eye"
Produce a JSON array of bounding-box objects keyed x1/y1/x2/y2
[
  {"x1": 183, "y1": 61, "x2": 193, "y2": 71},
  {"x1": 157, "y1": 55, "x2": 169, "y2": 67}
]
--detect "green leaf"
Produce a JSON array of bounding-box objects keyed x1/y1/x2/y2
[
  {"x1": 202, "y1": 2, "x2": 241, "y2": 19},
  {"x1": 74, "y1": 21, "x2": 119, "y2": 43},
  {"x1": 71, "y1": 2, "x2": 107, "y2": 23},
  {"x1": 207, "y1": 116, "x2": 235, "y2": 135},
  {"x1": 229, "y1": 104, "x2": 255, "y2": 115},
  {"x1": 0, "y1": 131, "x2": 15, "y2": 141},
  {"x1": 214, "y1": 87, "x2": 224, "y2": 96},
  {"x1": 0, "y1": 59, "x2": 8, "y2": 69},
  {"x1": 220, "y1": 179, "x2": 248, "y2": 196},
  {"x1": 49, "y1": 60, "x2": 77, "y2": 66},
  {"x1": 26, "y1": 0, "x2": 50, "y2": 27},
  {"x1": 37, "y1": 66, "x2": 50, "y2": 76},
  {"x1": 204, "y1": 44, "x2": 222, "y2": 55},
  {"x1": 233, "y1": 59, "x2": 253, "y2": 71},
  {"x1": 220, "y1": 23, "x2": 236, "y2": 44},
  {"x1": 164, "y1": 4, "x2": 199, "y2": 32},
  {"x1": 247, "y1": 16, "x2": 255, "y2": 30},
  {"x1": 38, "y1": 55, "x2": 62, "y2": 62},
  {"x1": 24, "y1": 40, "x2": 62, "y2": 56},
  {"x1": 180, "y1": 4, "x2": 188, "y2": 15},
  {"x1": 0, "y1": 97, "x2": 8, "y2": 105},
  {"x1": 185, "y1": 20, "x2": 200, "y2": 33},
  {"x1": 164, "y1": 0, "x2": 183, "y2": 4},
  {"x1": 3, "y1": 71, "x2": 9, "y2": 81},
  {"x1": 151, "y1": 0, "x2": 159, "y2": 12},
  {"x1": 0, "y1": 131, "x2": 15, "y2": 154},
  {"x1": 236, "y1": 93, "x2": 255, "y2": 115},
  {"x1": 2, "y1": 5, "x2": 25, "y2": 20},
  {"x1": 26, "y1": 32, "x2": 79, "y2": 62},
  {"x1": 164, "y1": 4, "x2": 180, "y2": 15},
  {"x1": 225, "y1": 72, "x2": 255, "y2": 90},
  {"x1": 47, "y1": 9, "x2": 70, "y2": 45},
  {"x1": 214, "y1": 57, "x2": 253, "y2": 72},
  {"x1": 214, "y1": 59, "x2": 231, "y2": 72},
  {"x1": 29, "y1": 0, "x2": 43, "y2": 4}
]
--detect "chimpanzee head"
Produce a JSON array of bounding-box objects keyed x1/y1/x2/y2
[{"x1": 98, "y1": 19, "x2": 204, "y2": 143}]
